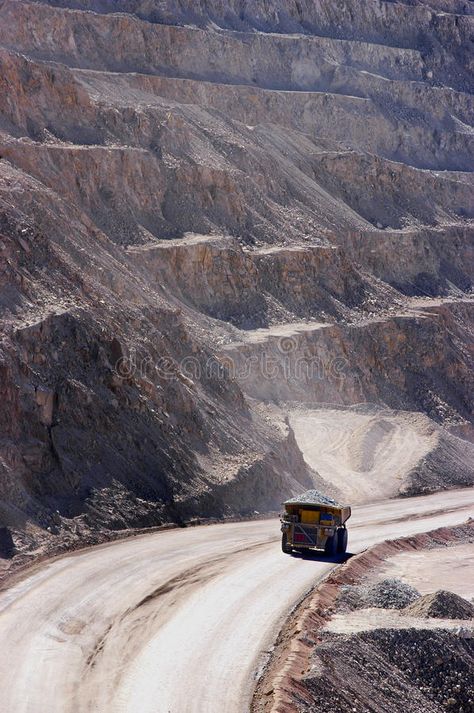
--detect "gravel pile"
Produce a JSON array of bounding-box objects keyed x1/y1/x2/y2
[
  {"x1": 285, "y1": 490, "x2": 340, "y2": 507},
  {"x1": 404, "y1": 590, "x2": 474, "y2": 620},
  {"x1": 302, "y1": 627, "x2": 474, "y2": 713},
  {"x1": 364, "y1": 628, "x2": 474, "y2": 711},
  {"x1": 338, "y1": 577, "x2": 420, "y2": 611}
]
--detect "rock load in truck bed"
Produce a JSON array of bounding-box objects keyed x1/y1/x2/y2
[{"x1": 284, "y1": 490, "x2": 342, "y2": 507}]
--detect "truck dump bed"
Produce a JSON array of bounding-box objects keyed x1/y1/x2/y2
[
  {"x1": 283, "y1": 490, "x2": 351, "y2": 525},
  {"x1": 281, "y1": 489, "x2": 351, "y2": 555}
]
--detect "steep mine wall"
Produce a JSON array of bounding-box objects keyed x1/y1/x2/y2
[
  {"x1": 221, "y1": 301, "x2": 474, "y2": 421},
  {"x1": 0, "y1": 0, "x2": 473, "y2": 555}
]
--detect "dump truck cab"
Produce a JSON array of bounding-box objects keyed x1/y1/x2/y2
[{"x1": 280, "y1": 490, "x2": 351, "y2": 556}]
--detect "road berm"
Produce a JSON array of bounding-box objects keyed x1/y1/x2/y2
[{"x1": 253, "y1": 521, "x2": 474, "y2": 713}]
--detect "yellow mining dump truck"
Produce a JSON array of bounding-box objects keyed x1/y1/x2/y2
[{"x1": 280, "y1": 490, "x2": 351, "y2": 556}]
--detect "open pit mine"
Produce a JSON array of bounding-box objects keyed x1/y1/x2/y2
[{"x1": 0, "y1": 2, "x2": 473, "y2": 711}]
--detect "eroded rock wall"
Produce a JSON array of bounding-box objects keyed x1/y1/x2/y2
[{"x1": 0, "y1": 0, "x2": 472, "y2": 553}]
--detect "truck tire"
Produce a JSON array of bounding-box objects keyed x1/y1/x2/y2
[
  {"x1": 337, "y1": 527, "x2": 348, "y2": 554},
  {"x1": 324, "y1": 534, "x2": 337, "y2": 557},
  {"x1": 281, "y1": 533, "x2": 292, "y2": 555}
]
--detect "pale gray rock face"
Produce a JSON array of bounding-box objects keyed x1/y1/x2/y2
[{"x1": 0, "y1": 0, "x2": 473, "y2": 555}]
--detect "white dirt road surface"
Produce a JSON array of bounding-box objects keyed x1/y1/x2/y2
[{"x1": 0, "y1": 488, "x2": 473, "y2": 713}]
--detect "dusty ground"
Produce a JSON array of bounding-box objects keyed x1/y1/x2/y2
[
  {"x1": 0, "y1": 488, "x2": 473, "y2": 713},
  {"x1": 289, "y1": 406, "x2": 438, "y2": 502},
  {"x1": 253, "y1": 518, "x2": 474, "y2": 713},
  {"x1": 288, "y1": 404, "x2": 474, "y2": 503},
  {"x1": 377, "y1": 543, "x2": 474, "y2": 600}
]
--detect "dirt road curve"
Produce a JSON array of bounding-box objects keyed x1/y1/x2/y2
[{"x1": 0, "y1": 488, "x2": 473, "y2": 713}]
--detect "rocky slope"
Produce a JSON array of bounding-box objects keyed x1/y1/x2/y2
[
  {"x1": 253, "y1": 522, "x2": 474, "y2": 713},
  {"x1": 0, "y1": 0, "x2": 473, "y2": 557}
]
